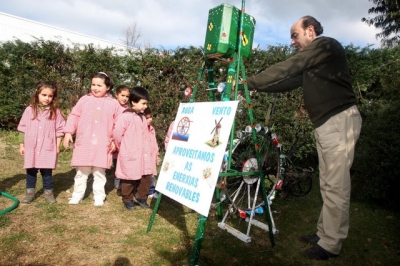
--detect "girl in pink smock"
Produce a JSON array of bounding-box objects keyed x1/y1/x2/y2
[
  {"x1": 144, "y1": 107, "x2": 160, "y2": 198},
  {"x1": 17, "y1": 81, "x2": 65, "y2": 203},
  {"x1": 164, "y1": 121, "x2": 175, "y2": 150},
  {"x1": 63, "y1": 72, "x2": 123, "y2": 207},
  {"x1": 112, "y1": 85, "x2": 130, "y2": 191},
  {"x1": 113, "y1": 87, "x2": 154, "y2": 210}
]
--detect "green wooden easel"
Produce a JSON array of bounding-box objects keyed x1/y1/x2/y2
[{"x1": 147, "y1": 2, "x2": 275, "y2": 265}]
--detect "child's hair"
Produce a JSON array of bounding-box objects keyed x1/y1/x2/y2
[
  {"x1": 124, "y1": 87, "x2": 149, "y2": 114},
  {"x1": 144, "y1": 106, "x2": 152, "y2": 117},
  {"x1": 129, "y1": 87, "x2": 149, "y2": 103},
  {"x1": 91, "y1": 72, "x2": 113, "y2": 91},
  {"x1": 115, "y1": 85, "x2": 130, "y2": 95},
  {"x1": 30, "y1": 81, "x2": 60, "y2": 120}
]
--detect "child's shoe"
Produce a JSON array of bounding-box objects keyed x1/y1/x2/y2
[
  {"x1": 43, "y1": 189, "x2": 56, "y2": 203},
  {"x1": 94, "y1": 198, "x2": 104, "y2": 207},
  {"x1": 124, "y1": 200, "x2": 135, "y2": 210},
  {"x1": 22, "y1": 188, "x2": 35, "y2": 203},
  {"x1": 68, "y1": 196, "x2": 82, "y2": 205},
  {"x1": 148, "y1": 192, "x2": 159, "y2": 199},
  {"x1": 136, "y1": 198, "x2": 150, "y2": 208}
]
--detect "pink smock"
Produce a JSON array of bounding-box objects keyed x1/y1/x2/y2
[
  {"x1": 113, "y1": 111, "x2": 153, "y2": 180},
  {"x1": 64, "y1": 93, "x2": 123, "y2": 169},
  {"x1": 17, "y1": 106, "x2": 65, "y2": 169},
  {"x1": 148, "y1": 124, "x2": 159, "y2": 175}
]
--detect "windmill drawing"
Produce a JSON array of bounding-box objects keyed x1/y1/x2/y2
[{"x1": 207, "y1": 117, "x2": 223, "y2": 147}]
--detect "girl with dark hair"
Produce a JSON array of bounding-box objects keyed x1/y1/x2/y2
[
  {"x1": 63, "y1": 72, "x2": 123, "y2": 207},
  {"x1": 112, "y1": 85, "x2": 130, "y2": 191},
  {"x1": 18, "y1": 81, "x2": 65, "y2": 203}
]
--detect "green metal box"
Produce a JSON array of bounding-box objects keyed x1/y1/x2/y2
[{"x1": 204, "y1": 3, "x2": 256, "y2": 59}]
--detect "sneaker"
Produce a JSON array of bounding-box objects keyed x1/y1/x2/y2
[
  {"x1": 68, "y1": 197, "x2": 82, "y2": 205},
  {"x1": 303, "y1": 245, "x2": 339, "y2": 260},
  {"x1": 116, "y1": 187, "x2": 122, "y2": 196},
  {"x1": 124, "y1": 200, "x2": 135, "y2": 210},
  {"x1": 148, "y1": 192, "x2": 159, "y2": 199},
  {"x1": 94, "y1": 199, "x2": 104, "y2": 207},
  {"x1": 135, "y1": 198, "x2": 150, "y2": 208}
]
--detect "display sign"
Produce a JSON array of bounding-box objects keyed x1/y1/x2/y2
[{"x1": 156, "y1": 101, "x2": 238, "y2": 216}]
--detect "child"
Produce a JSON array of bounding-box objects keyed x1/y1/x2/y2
[
  {"x1": 112, "y1": 85, "x2": 130, "y2": 191},
  {"x1": 113, "y1": 87, "x2": 154, "y2": 210},
  {"x1": 165, "y1": 121, "x2": 175, "y2": 151},
  {"x1": 17, "y1": 81, "x2": 65, "y2": 203},
  {"x1": 63, "y1": 72, "x2": 123, "y2": 207},
  {"x1": 144, "y1": 107, "x2": 160, "y2": 199}
]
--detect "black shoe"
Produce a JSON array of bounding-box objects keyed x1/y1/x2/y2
[
  {"x1": 299, "y1": 234, "x2": 320, "y2": 244},
  {"x1": 303, "y1": 245, "x2": 339, "y2": 260},
  {"x1": 124, "y1": 200, "x2": 135, "y2": 210},
  {"x1": 116, "y1": 187, "x2": 122, "y2": 197},
  {"x1": 135, "y1": 198, "x2": 150, "y2": 208}
]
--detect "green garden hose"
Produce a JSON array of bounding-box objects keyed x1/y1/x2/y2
[{"x1": 0, "y1": 191, "x2": 19, "y2": 215}]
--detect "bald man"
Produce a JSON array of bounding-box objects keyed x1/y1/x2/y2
[{"x1": 246, "y1": 16, "x2": 362, "y2": 260}]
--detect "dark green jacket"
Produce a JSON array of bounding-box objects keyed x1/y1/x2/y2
[{"x1": 247, "y1": 36, "x2": 356, "y2": 128}]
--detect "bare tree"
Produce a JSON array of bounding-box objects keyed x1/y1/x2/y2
[{"x1": 121, "y1": 21, "x2": 141, "y2": 48}]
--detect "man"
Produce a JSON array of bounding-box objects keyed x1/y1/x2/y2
[{"x1": 246, "y1": 16, "x2": 362, "y2": 260}]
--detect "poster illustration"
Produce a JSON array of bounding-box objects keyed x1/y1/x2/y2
[{"x1": 156, "y1": 101, "x2": 238, "y2": 216}]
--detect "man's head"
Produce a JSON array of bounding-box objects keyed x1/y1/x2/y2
[{"x1": 290, "y1": 16, "x2": 323, "y2": 51}]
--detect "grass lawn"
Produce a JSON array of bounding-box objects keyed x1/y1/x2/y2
[{"x1": 1, "y1": 130, "x2": 399, "y2": 265}]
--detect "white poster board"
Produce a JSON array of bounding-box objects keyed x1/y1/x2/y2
[{"x1": 156, "y1": 101, "x2": 238, "y2": 216}]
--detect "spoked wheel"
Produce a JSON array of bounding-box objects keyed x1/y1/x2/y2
[
  {"x1": 225, "y1": 159, "x2": 264, "y2": 220},
  {"x1": 217, "y1": 132, "x2": 281, "y2": 241},
  {"x1": 225, "y1": 133, "x2": 278, "y2": 218},
  {"x1": 283, "y1": 164, "x2": 313, "y2": 197}
]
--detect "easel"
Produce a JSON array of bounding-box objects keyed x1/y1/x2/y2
[{"x1": 147, "y1": 2, "x2": 275, "y2": 265}]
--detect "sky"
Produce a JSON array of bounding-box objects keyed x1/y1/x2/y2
[{"x1": 0, "y1": 0, "x2": 381, "y2": 50}]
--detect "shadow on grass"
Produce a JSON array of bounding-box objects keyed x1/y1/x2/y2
[
  {"x1": 149, "y1": 195, "x2": 196, "y2": 264},
  {"x1": 112, "y1": 256, "x2": 133, "y2": 266},
  {"x1": 0, "y1": 174, "x2": 25, "y2": 193},
  {"x1": 50, "y1": 167, "x2": 117, "y2": 201},
  {"x1": 52, "y1": 169, "x2": 76, "y2": 198}
]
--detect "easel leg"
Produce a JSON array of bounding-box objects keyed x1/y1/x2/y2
[
  {"x1": 189, "y1": 215, "x2": 207, "y2": 266},
  {"x1": 146, "y1": 193, "x2": 163, "y2": 233}
]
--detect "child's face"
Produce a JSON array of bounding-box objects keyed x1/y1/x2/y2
[
  {"x1": 131, "y1": 99, "x2": 148, "y2": 113},
  {"x1": 38, "y1": 87, "x2": 54, "y2": 106},
  {"x1": 116, "y1": 90, "x2": 129, "y2": 106},
  {"x1": 91, "y1": 77, "x2": 109, "y2": 97},
  {"x1": 146, "y1": 115, "x2": 152, "y2": 125}
]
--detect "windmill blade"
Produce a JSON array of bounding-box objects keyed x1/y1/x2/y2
[{"x1": 211, "y1": 126, "x2": 216, "y2": 134}]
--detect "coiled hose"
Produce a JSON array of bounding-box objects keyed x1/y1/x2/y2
[{"x1": 0, "y1": 191, "x2": 19, "y2": 215}]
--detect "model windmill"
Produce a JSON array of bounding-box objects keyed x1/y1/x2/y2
[{"x1": 209, "y1": 117, "x2": 223, "y2": 147}]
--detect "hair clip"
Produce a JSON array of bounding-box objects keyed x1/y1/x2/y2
[{"x1": 98, "y1": 72, "x2": 109, "y2": 77}]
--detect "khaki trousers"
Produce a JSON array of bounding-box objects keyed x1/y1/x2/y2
[{"x1": 314, "y1": 105, "x2": 362, "y2": 254}]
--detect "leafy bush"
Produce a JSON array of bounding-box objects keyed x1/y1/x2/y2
[{"x1": 1, "y1": 39, "x2": 400, "y2": 210}]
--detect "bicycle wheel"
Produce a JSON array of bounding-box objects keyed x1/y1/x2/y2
[
  {"x1": 281, "y1": 158, "x2": 313, "y2": 197},
  {"x1": 226, "y1": 132, "x2": 279, "y2": 215}
]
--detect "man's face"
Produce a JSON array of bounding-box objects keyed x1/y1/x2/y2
[{"x1": 290, "y1": 20, "x2": 314, "y2": 51}]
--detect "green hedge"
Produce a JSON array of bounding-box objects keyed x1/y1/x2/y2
[{"x1": 1, "y1": 39, "x2": 399, "y2": 210}]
